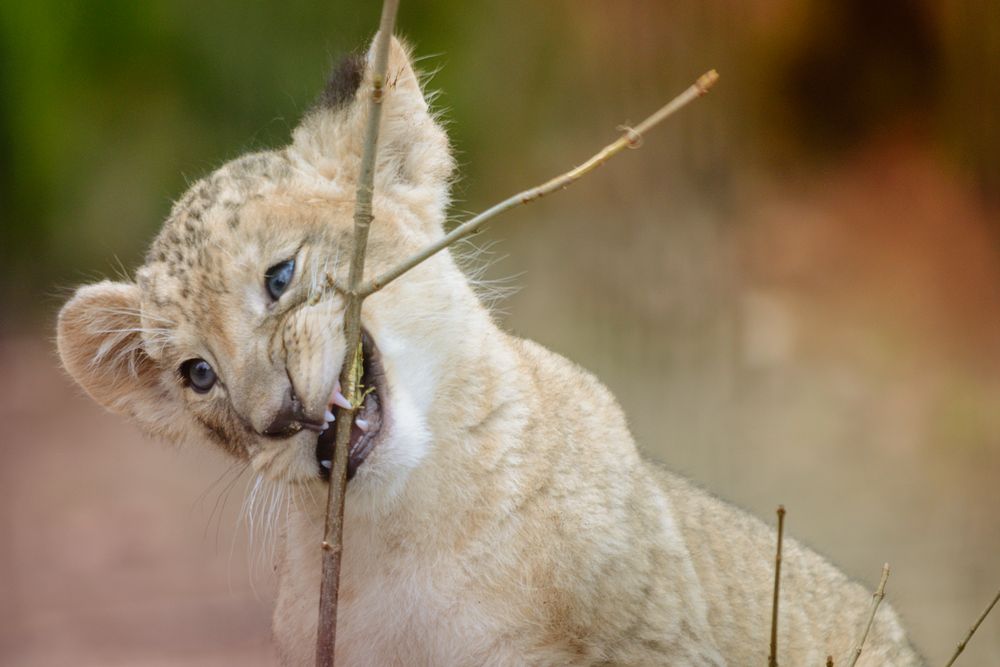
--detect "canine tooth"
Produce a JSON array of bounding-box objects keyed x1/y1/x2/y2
[
  {"x1": 324, "y1": 409, "x2": 336, "y2": 423},
  {"x1": 331, "y1": 389, "x2": 352, "y2": 410},
  {"x1": 355, "y1": 417, "x2": 369, "y2": 432},
  {"x1": 320, "y1": 460, "x2": 332, "y2": 470}
]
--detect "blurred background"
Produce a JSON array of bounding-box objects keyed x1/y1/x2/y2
[{"x1": 2, "y1": 0, "x2": 999, "y2": 664}]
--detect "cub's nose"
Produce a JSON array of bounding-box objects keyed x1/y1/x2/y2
[{"x1": 262, "y1": 388, "x2": 325, "y2": 438}]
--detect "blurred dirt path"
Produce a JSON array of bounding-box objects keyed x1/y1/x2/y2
[{"x1": 0, "y1": 337, "x2": 277, "y2": 666}]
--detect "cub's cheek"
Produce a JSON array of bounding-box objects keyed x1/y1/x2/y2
[{"x1": 189, "y1": 404, "x2": 257, "y2": 460}]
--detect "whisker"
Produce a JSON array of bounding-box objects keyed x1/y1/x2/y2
[{"x1": 209, "y1": 461, "x2": 252, "y2": 551}]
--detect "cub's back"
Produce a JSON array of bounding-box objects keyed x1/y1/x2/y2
[{"x1": 654, "y1": 468, "x2": 924, "y2": 665}]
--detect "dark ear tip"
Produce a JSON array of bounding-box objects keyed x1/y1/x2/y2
[{"x1": 318, "y1": 52, "x2": 366, "y2": 110}]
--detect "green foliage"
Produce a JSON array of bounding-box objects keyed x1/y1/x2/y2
[
  {"x1": 0, "y1": 0, "x2": 567, "y2": 318},
  {"x1": 0, "y1": 1, "x2": 382, "y2": 314},
  {"x1": 1, "y1": 0, "x2": 994, "y2": 323}
]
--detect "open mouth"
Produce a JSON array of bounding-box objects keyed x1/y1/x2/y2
[{"x1": 316, "y1": 330, "x2": 386, "y2": 481}]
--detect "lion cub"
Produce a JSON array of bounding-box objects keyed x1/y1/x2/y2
[{"x1": 57, "y1": 37, "x2": 922, "y2": 665}]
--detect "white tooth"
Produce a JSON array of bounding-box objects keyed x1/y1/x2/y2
[
  {"x1": 320, "y1": 460, "x2": 332, "y2": 470},
  {"x1": 331, "y1": 390, "x2": 352, "y2": 410},
  {"x1": 355, "y1": 417, "x2": 369, "y2": 432},
  {"x1": 324, "y1": 409, "x2": 336, "y2": 423}
]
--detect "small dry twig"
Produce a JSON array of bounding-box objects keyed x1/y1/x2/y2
[
  {"x1": 943, "y1": 584, "x2": 1000, "y2": 667},
  {"x1": 846, "y1": 563, "x2": 890, "y2": 667},
  {"x1": 769, "y1": 505, "x2": 786, "y2": 667},
  {"x1": 356, "y1": 69, "x2": 719, "y2": 296},
  {"x1": 827, "y1": 656, "x2": 834, "y2": 666},
  {"x1": 315, "y1": 2, "x2": 400, "y2": 665}
]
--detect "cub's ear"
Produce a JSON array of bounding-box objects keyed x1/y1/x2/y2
[
  {"x1": 57, "y1": 281, "x2": 189, "y2": 443},
  {"x1": 292, "y1": 35, "x2": 454, "y2": 220}
]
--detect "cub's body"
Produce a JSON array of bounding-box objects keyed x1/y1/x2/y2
[
  {"x1": 57, "y1": 38, "x2": 922, "y2": 665},
  {"x1": 274, "y1": 326, "x2": 918, "y2": 666}
]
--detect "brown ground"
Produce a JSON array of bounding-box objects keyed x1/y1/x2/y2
[{"x1": 0, "y1": 339, "x2": 277, "y2": 666}]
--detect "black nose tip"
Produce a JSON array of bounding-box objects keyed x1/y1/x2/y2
[{"x1": 262, "y1": 388, "x2": 319, "y2": 438}]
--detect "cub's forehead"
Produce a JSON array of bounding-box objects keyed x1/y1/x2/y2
[
  {"x1": 134, "y1": 149, "x2": 354, "y2": 344},
  {"x1": 146, "y1": 151, "x2": 295, "y2": 265},
  {"x1": 137, "y1": 151, "x2": 302, "y2": 330}
]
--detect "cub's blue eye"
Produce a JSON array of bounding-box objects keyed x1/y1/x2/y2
[
  {"x1": 181, "y1": 358, "x2": 216, "y2": 393},
  {"x1": 265, "y1": 258, "x2": 295, "y2": 300}
]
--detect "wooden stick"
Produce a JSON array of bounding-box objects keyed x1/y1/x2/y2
[
  {"x1": 846, "y1": 563, "x2": 890, "y2": 667},
  {"x1": 769, "y1": 505, "x2": 786, "y2": 667},
  {"x1": 315, "y1": 2, "x2": 399, "y2": 665},
  {"x1": 943, "y1": 585, "x2": 1000, "y2": 667},
  {"x1": 356, "y1": 69, "x2": 719, "y2": 297}
]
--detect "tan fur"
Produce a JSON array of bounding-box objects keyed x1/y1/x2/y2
[{"x1": 56, "y1": 38, "x2": 923, "y2": 665}]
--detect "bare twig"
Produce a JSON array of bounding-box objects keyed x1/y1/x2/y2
[
  {"x1": 943, "y1": 584, "x2": 1000, "y2": 667},
  {"x1": 315, "y1": 2, "x2": 400, "y2": 665},
  {"x1": 769, "y1": 505, "x2": 786, "y2": 667},
  {"x1": 827, "y1": 656, "x2": 834, "y2": 666},
  {"x1": 846, "y1": 563, "x2": 890, "y2": 667},
  {"x1": 356, "y1": 69, "x2": 719, "y2": 297}
]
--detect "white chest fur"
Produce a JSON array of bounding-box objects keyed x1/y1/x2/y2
[{"x1": 274, "y1": 503, "x2": 507, "y2": 667}]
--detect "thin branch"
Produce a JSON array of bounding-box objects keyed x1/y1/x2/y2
[
  {"x1": 943, "y1": 584, "x2": 1000, "y2": 667},
  {"x1": 357, "y1": 69, "x2": 719, "y2": 297},
  {"x1": 769, "y1": 505, "x2": 786, "y2": 667},
  {"x1": 315, "y1": 2, "x2": 400, "y2": 665},
  {"x1": 846, "y1": 563, "x2": 890, "y2": 667}
]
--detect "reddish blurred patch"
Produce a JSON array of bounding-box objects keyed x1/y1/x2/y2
[
  {"x1": 742, "y1": 135, "x2": 1000, "y2": 372},
  {"x1": 0, "y1": 339, "x2": 277, "y2": 666}
]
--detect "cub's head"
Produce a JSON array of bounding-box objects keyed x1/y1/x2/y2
[{"x1": 57, "y1": 38, "x2": 466, "y2": 495}]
